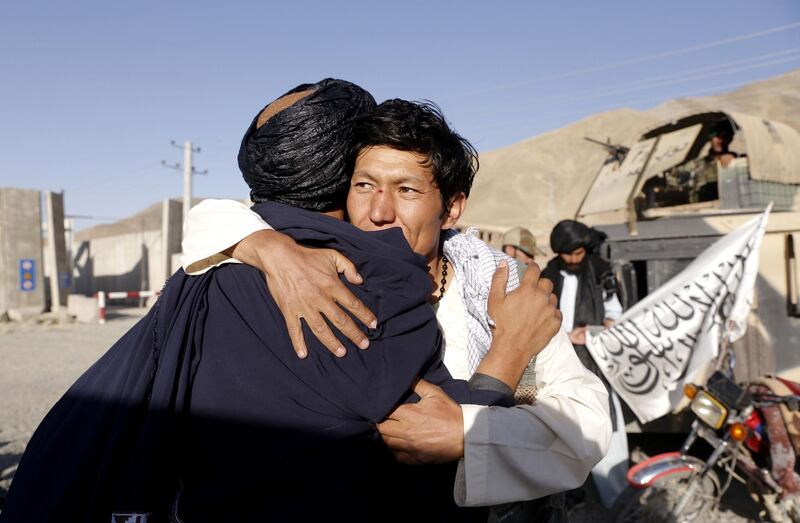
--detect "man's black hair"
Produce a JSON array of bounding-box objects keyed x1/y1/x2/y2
[{"x1": 349, "y1": 99, "x2": 479, "y2": 211}]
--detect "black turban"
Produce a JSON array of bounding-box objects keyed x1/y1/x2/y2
[
  {"x1": 549, "y1": 219, "x2": 607, "y2": 254},
  {"x1": 239, "y1": 78, "x2": 377, "y2": 211}
]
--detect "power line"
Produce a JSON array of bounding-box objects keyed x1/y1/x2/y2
[
  {"x1": 462, "y1": 49, "x2": 800, "y2": 122},
  {"x1": 473, "y1": 80, "x2": 797, "y2": 143},
  {"x1": 442, "y1": 21, "x2": 800, "y2": 100},
  {"x1": 518, "y1": 55, "x2": 800, "y2": 113},
  {"x1": 486, "y1": 83, "x2": 794, "y2": 136},
  {"x1": 584, "y1": 47, "x2": 800, "y2": 97},
  {"x1": 469, "y1": 69, "x2": 800, "y2": 147},
  {"x1": 582, "y1": 55, "x2": 798, "y2": 99}
]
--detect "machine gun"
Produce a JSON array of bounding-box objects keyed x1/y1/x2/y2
[{"x1": 584, "y1": 137, "x2": 630, "y2": 164}]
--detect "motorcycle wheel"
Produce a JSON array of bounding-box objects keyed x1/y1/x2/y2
[{"x1": 614, "y1": 470, "x2": 719, "y2": 523}]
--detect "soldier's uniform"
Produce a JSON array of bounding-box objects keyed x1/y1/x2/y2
[
  {"x1": 685, "y1": 155, "x2": 720, "y2": 202},
  {"x1": 664, "y1": 155, "x2": 722, "y2": 203}
]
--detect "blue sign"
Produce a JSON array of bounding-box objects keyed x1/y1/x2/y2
[{"x1": 19, "y1": 259, "x2": 36, "y2": 291}]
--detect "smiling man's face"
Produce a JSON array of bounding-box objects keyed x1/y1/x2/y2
[{"x1": 346, "y1": 145, "x2": 465, "y2": 265}]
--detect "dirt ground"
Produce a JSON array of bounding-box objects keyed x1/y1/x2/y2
[
  {"x1": 0, "y1": 307, "x2": 147, "y2": 493},
  {"x1": 0, "y1": 308, "x2": 765, "y2": 521}
]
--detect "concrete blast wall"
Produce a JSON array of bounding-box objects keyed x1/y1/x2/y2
[
  {"x1": 73, "y1": 230, "x2": 163, "y2": 294},
  {"x1": 0, "y1": 188, "x2": 45, "y2": 315},
  {"x1": 72, "y1": 199, "x2": 184, "y2": 295}
]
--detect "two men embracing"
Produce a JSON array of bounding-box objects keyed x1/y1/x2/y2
[{"x1": 2, "y1": 78, "x2": 610, "y2": 523}]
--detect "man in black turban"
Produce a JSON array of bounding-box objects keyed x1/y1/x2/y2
[
  {"x1": 2, "y1": 79, "x2": 548, "y2": 523},
  {"x1": 542, "y1": 219, "x2": 620, "y2": 344},
  {"x1": 541, "y1": 219, "x2": 628, "y2": 508},
  {"x1": 240, "y1": 78, "x2": 377, "y2": 211},
  {"x1": 541, "y1": 218, "x2": 621, "y2": 414}
]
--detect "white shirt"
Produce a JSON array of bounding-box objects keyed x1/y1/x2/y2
[
  {"x1": 182, "y1": 199, "x2": 611, "y2": 506},
  {"x1": 434, "y1": 276, "x2": 471, "y2": 381},
  {"x1": 180, "y1": 199, "x2": 272, "y2": 275},
  {"x1": 559, "y1": 271, "x2": 623, "y2": 332}
]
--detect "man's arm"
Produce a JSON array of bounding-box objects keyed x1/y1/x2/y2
[
  {"x1": 379, "y1": 331, "x2": 611, "y2": 506},
  {"x1": 377, "y1": 261, "x2": 563, "y2": 465},
  {"x1": 475, "y1": 261, "x2": 560, "y2": 390},
  {"x1": 456, "y1": 329, "x2": 611, "y2": 506},
  {"x1": 181, "y1": 199, "x2": 272, "y2": 274},
  {"x1": 181, "y1": 199, "x2": 377, "y2": 358},
  {"x1": 377, "y1": 260, "x2": 611, "y2": 505},
  {"x1": 452, "y1": 261, "x2": 612, "y2": 505}
]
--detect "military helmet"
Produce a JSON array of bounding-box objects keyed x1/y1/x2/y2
[{"x1": 502, "y1": 226, "x2": 544, "y2": 257}]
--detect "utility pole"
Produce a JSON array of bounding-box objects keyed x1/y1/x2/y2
[
  {"x1": 183, "y1": 141, "x2": 193, "y2": 220},
  {"x1": 162, "y1": 140, "x2": 208, "y2": 220}
]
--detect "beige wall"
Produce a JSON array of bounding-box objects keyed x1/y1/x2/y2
[{"x1": 73, "y1": 229, "x2": 167, "y2": 295}]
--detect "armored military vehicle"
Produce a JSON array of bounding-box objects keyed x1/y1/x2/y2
[{"x1": 577, "y1": 111, "x2": 800, "y2": 392}]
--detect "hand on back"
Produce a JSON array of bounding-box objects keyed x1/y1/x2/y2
[{"x1": 228, "y1": 229, "x2": 377, "y2": 358}]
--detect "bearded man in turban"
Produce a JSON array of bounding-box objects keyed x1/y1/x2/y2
[
  {"x1": 541, "y1": 219, "x2": 628, "y2": 510},
  {"x1": 541, "y1": 219, "x2": 622, "y2": 347}
]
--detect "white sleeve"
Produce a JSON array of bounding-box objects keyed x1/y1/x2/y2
[
  {"x1": 454, "y1": 329, "x2": 612, "y2": 506},
  {"x1": 603, "y1": 293, "x2": 623, "y2": 321},
  {"x1": 180, "y1": 199, "x2": 272, "y2": 275},
  {"x1": 559, "y1": 273, "x2": 578, "y2": 332}
]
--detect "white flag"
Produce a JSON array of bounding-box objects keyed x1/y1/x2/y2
[{"x1": 586, "y1": 206, "x2": 771, "y2": 423}]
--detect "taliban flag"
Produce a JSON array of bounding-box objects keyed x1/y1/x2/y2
[{"x1": 586, "y1": 206, "x2": 771, "y2": 423}]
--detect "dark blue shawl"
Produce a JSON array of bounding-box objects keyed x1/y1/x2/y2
[{"x1": 2, "y1": 202, "x2": 507, "y2": 522}]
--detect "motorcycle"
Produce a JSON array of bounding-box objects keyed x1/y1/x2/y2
[{"x1": 616, "y1": 347, "x2": 800, "y2": 522}]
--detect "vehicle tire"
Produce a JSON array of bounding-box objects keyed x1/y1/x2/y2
[{"x1": 614, "y1": 470, "x2": 719, "y2": 523}]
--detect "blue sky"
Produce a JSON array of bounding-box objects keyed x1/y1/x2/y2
[{"x1": 1, "y1": 1, "x2": 798, "y2": 228}]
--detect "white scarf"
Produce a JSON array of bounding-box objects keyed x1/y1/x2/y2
[{"x1": 441, "y1": 228, "x2": 521, "y2": 375}]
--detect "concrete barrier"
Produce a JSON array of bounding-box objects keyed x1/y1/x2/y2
[{"x1": 67, "y1": 294, "x2": 99, "y2": 324}]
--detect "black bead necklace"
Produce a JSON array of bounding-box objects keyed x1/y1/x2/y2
[{"x1": 438, "y1": 255, "x2": 448, "y2": 301}]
